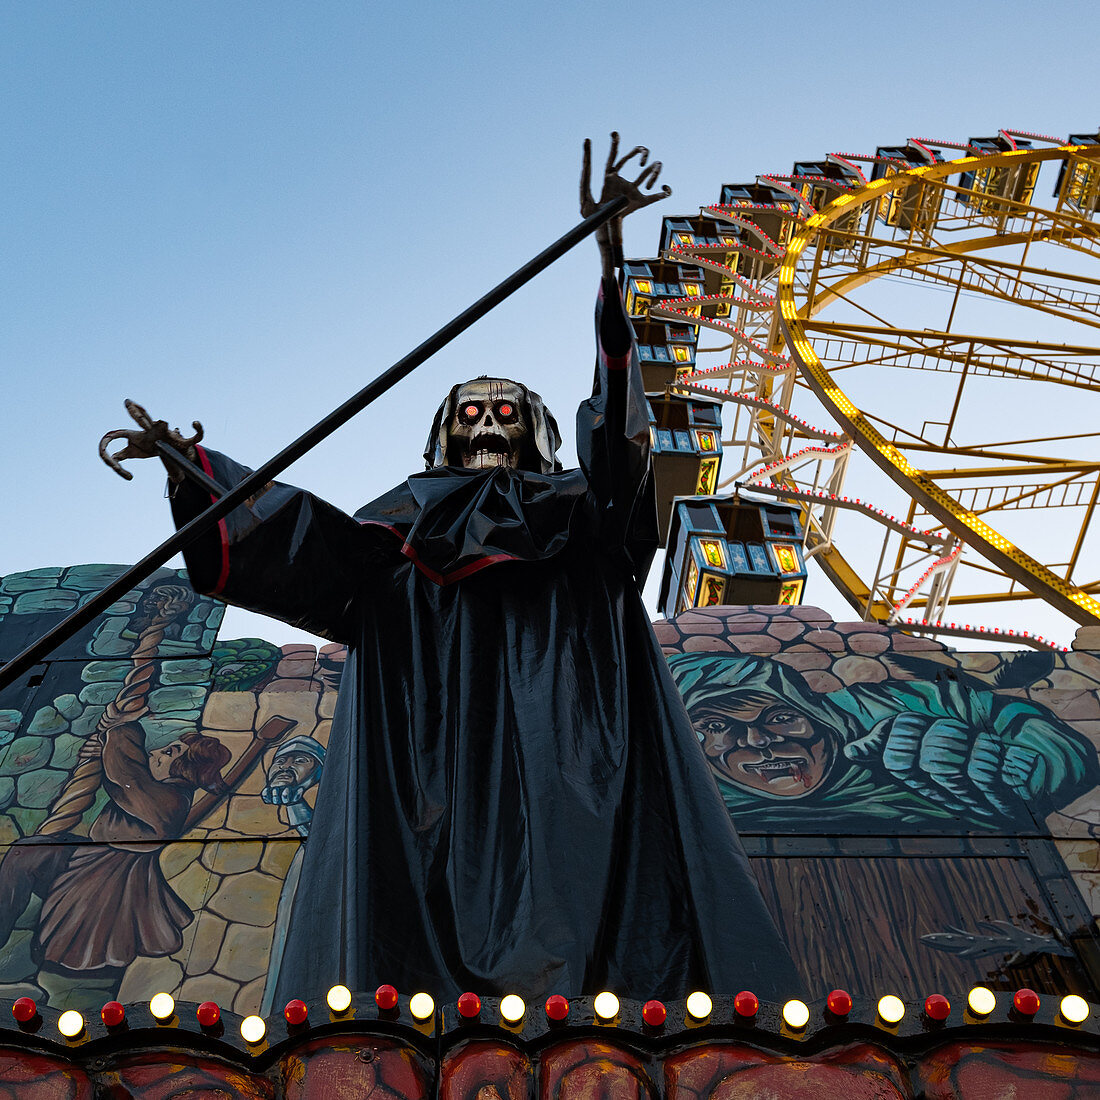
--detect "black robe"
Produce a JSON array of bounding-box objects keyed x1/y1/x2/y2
[{"x1": 171, "y1": 280, "x2": 802, "y2": 1002}]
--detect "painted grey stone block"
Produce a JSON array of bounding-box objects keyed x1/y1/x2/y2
[
  {"x1": 13, "y1": 590, "x2": 80, "y2": 614},
  {"x1": 0, "y1": 737, "x2": 51, "y2": 775},
  {"x1": 159, "y1": 659, "x2": 212, "y2": 686},
  {"x1": 1, "y1": 568, "x2": 63, "y2": 594},
  {"x1": 17, "y1": 769, "x2": 65, "y2": 810},
  {"x1": 27, "y1": 706, "x2": 67, "y2": 736},
  {"x1": 148, "y1": 685, "x2": 206, "y2": 713}
]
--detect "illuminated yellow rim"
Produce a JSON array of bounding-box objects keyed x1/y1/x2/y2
[{"x1": 776, "y1": 145, "x2": 1100, "y2": 625}]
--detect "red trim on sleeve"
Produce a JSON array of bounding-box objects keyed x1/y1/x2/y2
[
  {"x1": 357, "y1": 520, "x2": 517, "y2": 586},
  {"x1": 195, "y1": 445, "x2": 231, "y2": 597},
  {"x1": 600, "y1": 350, "x2": 631, "y2": 372}
]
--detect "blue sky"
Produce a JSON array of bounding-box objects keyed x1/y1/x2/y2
[{"x1": 2, "y1": 1, "x2": 1097, "y2": 647}]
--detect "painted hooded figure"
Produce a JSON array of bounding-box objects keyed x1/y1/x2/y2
[
  {"x1": 668, "y1": 653, "x2": 1099, "y2": 833},
  {"x1": 167, "y1": 280, "x2": 802, "y2": 1003}
]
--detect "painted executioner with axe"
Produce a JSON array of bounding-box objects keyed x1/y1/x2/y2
[{"x1": 33, "y1": 136, "x2": 804, "y2": 1004}]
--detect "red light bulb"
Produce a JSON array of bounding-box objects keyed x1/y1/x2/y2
[
  {"x1": 734, "y1": 990, "x2": 759, "y2": 1018},
  {"x1": 924, "y1": 994, "x2": 951, "y2": 1021},
  {"x1": 457, "y1": 992, "x2": 481, "y2": 1018},
  {"x1": 642, "y1": 1000, "x2": 666, "y2": 1026},
  {"x1": 826, "y1": 989, "x2": 852, "y2": 1016},
  {"x1": 545, "y1": 994, "x2": 569, "y2": 1021},
  {"x1": 284, "y1": 999, "x2": 309, "y2": 1026},
  {"x1": 1014, "y1": 988, "x2": 1040, "y2": 1016},
  {"x1": 12, "y1": 998, "x2": 36, "y2": 1024},
  {"x1": 196, "y1": 1002, "x2": 220, "y2": 1027},
  {"x1": 101, "y1": 1001, "x2": 125, "y2": 1027},
  {"x1": 375, "y1": 984, "x2": 399, "y2": 1011}
]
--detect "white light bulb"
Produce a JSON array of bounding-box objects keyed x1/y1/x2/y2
[
  {"x1": 149, "y1": 993, "x2": 175, "y2": 1022},
  {"x1": 1061, "y1": 995, "x2": 1090, "y2": 1025},
  {"x1": 240, "y1": 1015, "x2": 266, "y2": 1044},
  {"x1": 877, "y1": 995, "x2": 905, "y2": 1025},
  {"x1": 57, "y1": 1010, "x2": 84, "y2": 1038},
  {"x1": 967, "y1": 987, "x2": 996, "y2": 1017}
]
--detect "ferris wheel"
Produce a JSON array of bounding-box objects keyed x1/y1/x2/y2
[{"x1": 637, "y1": 128, "x2": 1100, "y2": 650}]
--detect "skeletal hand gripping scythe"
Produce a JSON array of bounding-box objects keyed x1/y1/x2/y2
[{"x1": 0, "y1": 193, "x2": 633, "y2": 690}]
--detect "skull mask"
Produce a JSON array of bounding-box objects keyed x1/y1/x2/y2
[
  {"x1": 446, "y1": 380, "x2": 529, "y2": 470},
  {"x1": 424, "y1": 376, "x2": 563, "y2": 474}
]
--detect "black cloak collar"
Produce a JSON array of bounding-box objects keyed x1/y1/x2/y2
[{"x1": 354, "y1": 465, "x2": 592, "y2": 585}]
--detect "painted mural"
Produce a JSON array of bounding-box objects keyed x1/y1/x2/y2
[
  {"x1": 2, "y1": 566, "x2": 1100, "y2": 1015},
  {"x1": 0, "y1": 565, "x2": 342, "y2": 1014},
  {"x1": 654, "y1": 606, "x2": 1100, "y2": 1001}
]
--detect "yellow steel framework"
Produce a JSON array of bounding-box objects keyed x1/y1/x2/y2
[
  {"x1": 776, "y1": 143, "x2": 1100, "y2": 628},
  {"x1": 653, "y1": 136, "x2": 1100, "y2": 645}
]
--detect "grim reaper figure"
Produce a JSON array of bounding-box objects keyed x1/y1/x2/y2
[{"x1": 112, "y1": 137, "x2": 802, "y2": 1002}]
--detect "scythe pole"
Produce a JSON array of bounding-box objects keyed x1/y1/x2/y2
[{"x1": 0, "y1": 195, "x2": 629, "y2": 690}]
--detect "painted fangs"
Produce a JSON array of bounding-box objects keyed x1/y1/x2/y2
[{"x1": 744, "y1": 759, "x2": 800, "y2": 773}]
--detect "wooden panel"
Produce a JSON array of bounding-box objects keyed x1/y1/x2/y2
[{"x1": 752, "y1": 854, "x2": 1097, "y2": 999}]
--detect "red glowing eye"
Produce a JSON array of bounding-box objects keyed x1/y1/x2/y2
[
  {"x1": 464, "y1": 405, "x2": 479, "y2": 418},
  {"x1": 499, "y1": 404, "x2": 513, "y2": 417}
]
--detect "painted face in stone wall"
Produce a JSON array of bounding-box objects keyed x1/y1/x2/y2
[
  {"x1": 688, "y1": 692, "x2": 838, "y2": 797},
  {"x1": 446, "y1": 380, "x2": 529, "y2": 470},
  {"x1": 267, "y1": 751, "x2": 322, "y2": 791}
]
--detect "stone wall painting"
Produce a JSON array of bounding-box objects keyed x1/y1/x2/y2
[
  {"x1": 653, "y1": 605, "x2": 1100, "y2": 1001},
  {"x1": 4, "y1": 565, "x2": 1100, "y2": 1015},
  {"x1": 0, "y1": 566, "x2": 343, "y2": 1015},
  {"x1": 664, "y1": 648, "x2": 1097, "y2": 834}
]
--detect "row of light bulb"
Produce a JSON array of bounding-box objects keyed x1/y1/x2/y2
[
  {"x1": 38, "y1": 986, "x2": 1096, "y2": 1043},
  {"x1": 762, "y1": 988, "x2": 1093, "y2": 1030}
]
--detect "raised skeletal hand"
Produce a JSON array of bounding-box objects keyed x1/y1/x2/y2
[
  {"x1": 581, "y1": 131, "x2": 672, "y2": 278},
  {"x1": 99, "y1": 399, "x2": 204, "y2": 481}
]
